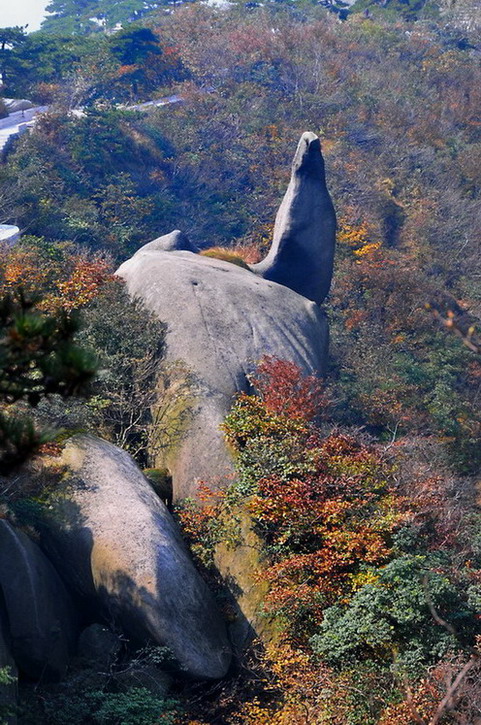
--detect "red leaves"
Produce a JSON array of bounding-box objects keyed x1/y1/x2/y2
[
  {"x1": 245, "y1": 431, "x2": 400, "y2": 632},
  {"x1": 250, "y1": 355, "x2": 328, "y2": 422},
  {"x1": 55, "y1": 255, "x2": 112, "y2": 311},
  {"x1": 0, "y1": 245, "x2": 113, "y2": 314}
]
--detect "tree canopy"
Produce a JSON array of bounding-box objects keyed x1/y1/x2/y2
[{"x1": 42, "y1": 0, "x2": 166, "y2": 35}]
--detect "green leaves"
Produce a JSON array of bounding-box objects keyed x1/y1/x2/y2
[
  {"x1": 0, "y1": 290, "x2": 96, "y2": 405},
  {"x1": 311, "y1": 555, "x2": 479, "y2": 677},
  {"x1": 0, "y1": 289, "x2": 96, "y2": 471}
]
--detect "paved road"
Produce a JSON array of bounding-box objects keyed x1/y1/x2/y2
[
  {"x1": 0, "y1": 106, "x2": 48, "y2": 153},
  {"x1": 131, "y1": 95, "x2": 183, "y2": 110}
]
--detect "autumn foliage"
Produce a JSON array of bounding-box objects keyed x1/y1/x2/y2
[
  {"x1": 178, "y1": 358, "x2": 481, "y2": 724},
  {"x1": 0, "y1": 240, "x2": 113, "y2": 313}
]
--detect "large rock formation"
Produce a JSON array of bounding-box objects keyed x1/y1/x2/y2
[
  {"x1": 34, "y1": 435, "x2": 231, "y2": 680},
  {"x1": 253, "y1": 132, "x2": 336, "y2": 305},
  {"x1": 116, "y1": 132, "x2": 335, "y2": 500},
  {"x1": 0, "y1": 521, "x2": 77, "y2": 680}
]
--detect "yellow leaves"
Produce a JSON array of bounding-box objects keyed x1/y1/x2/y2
[
  {"x1": 338, "y1": 219, "x2": 370, "y2": 248},
  {"x1": 353, "y1": 241, "x2": 382, "y2": 257},
  {"x1": 348, "y1": 568, "x2": 380, "y2": 594},
  {"x1": 338, "y1": 219, "x2": 382, "y2": 259}
]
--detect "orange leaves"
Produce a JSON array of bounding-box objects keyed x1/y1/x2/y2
[
  {"x1": 55, "y1": 256, "x2": 112, "y2": 312},
  {"x1": 237, "y1": 422, "x2": 401, "y2": 636},
  {"x1": 338, "y1": 218, "x2": 371, "y2": 250},
  {"x1": 116, "y1": 63, "x2": 139, "y2": 77},
  {"x1": 0, "y1": 246, "x2": 53, "y2": 296},
  {"x1": 344, "y1": 308, "x2": 367, "y2": 331},
  {"x1": 250, "y1": 355, "x2": 328, "y2": 423},
  {"x1": 0, "y1": 243, "x2": 113, "y2": 315}
]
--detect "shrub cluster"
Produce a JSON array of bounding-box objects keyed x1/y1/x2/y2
[{"x1": 178, "y1": 357, "x2": 481, "y2": 723}]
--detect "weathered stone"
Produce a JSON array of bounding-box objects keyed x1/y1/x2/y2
[
  {"x1": 116, "y1": 133, "x2": 334, "y2": 500},
  {"x1": 77, "y1": 624, "x2": 121, "y2": 667},
  {"x1": 117, "y1": 250, "x2": 328, "y2": 499},
  {"x1": 0, "y1": 520, "x2": 77, "y2": 680},
  {"x1": 253, "y1": 132, "x2": 336, "y2": 305},
  {"x1": 214, "y1": 504, "x2": 278, "y2": 655},
  {"x1": 36, "y1": 435, "x2": 231, "y2": 680},
  {"x1": 138, "y1": 229, "x2": 198, "y2": 254}
]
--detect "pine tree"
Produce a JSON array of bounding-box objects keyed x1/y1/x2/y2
[
  {"x1": 42, "y1": 0, "x2": 165, "y2": 35},
  {"x1": 0, "y1": 290, "x2": 96, "y2": 471}
]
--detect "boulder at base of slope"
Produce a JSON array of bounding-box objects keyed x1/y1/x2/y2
[
  {"x1": 0, "y1": 520, "x2": 77, "y2": 680},
  {"x1": 35, "y1": 435, "x2": 231, "y2": 680}
]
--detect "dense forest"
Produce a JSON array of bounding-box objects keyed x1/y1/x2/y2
[{"x1": 1, "y1": 0, "x2": 481, "y2": 722}]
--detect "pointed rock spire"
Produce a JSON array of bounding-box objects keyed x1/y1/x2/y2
[{"x1": 253, "y1": 132, "x2": 336, "y2": 305}]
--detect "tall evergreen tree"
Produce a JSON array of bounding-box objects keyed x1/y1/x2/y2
[
  {"x1": 0, "y1": 27, "x2": 26, "y2": 86},
  {"x1": 42, "y1": 0, "x2": 98, "y2": 35},
  {"x1": 42, "y1": 0, "x2": 165, "y2": 35}
]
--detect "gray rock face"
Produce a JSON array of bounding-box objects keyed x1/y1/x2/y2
[
  {"x1": 253, "y1": 132, "x2": 336, "y2": 305},
  {"x1": 37, "y1": 435, "x2": 231, "y2": 680},
  {"x1": 139, "y1": 229, "x2": 198, "y2": 254},
  {"x1": 116, "y1": 133, "x2": 334, "y2": 500},
  {"x1": 0, "y1": 520, "x2": 77, "y2": 680},
  {"x1": 117, "y1": 250, "x2": 328, "y2": 499}
]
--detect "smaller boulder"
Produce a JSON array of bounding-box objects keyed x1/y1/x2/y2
[
  {"x1": 0, "y1": 520, "x2": 77, "y2": 680},
  {"x1": 136, "y1": 230, "x2": 198, "y2": 254},
  {"x1": 36, "y1": 435, "x2": 231, "y2": 680}
]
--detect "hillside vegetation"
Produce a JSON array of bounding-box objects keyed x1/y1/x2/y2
[{"x1": 1, "y1": 0, "x2": 481, "y2": 722}]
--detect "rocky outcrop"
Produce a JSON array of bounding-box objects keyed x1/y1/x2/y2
[
  {"x1": 35, "y1": 435, "x2": 231, "y2": 680},
  {"x1": 138, "y1": 229, "x2": 198, "y2": 254},
  {"x1": 0, "y1": 520, "x2": 77, "y2": 680},
  {"x1": 116, "y1": 133, "x2": 334, "y2": 500},
  {"x1": 117, "y1": 249, "x2": 329, "y2": 498},
  {"x1": 253, "y1": 132, "x2": 336, "y2": 305}
]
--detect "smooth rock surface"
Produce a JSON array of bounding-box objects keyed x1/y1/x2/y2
[
  {"x1": 117, "y1": 250, "x2": 328, "y2": 499},
  {"x1": 36, "y1": 435, "x2": 231, "y2": 680},
  {"x1": 139, "y1": 229, "x2": 198, "y2": 254},
  {"x1": 0, "y1": 520, "x2": 77, "y2": 680},
  {"x1": 253, "y1": 132, "x2": 336, "y2": 305},
  {"x1": 116, "y1": 133, "x2": 334, "y2": 500}
]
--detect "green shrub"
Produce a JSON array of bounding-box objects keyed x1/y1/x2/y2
[
  {"x1": 310, "y1": 554, "x2": 479, "y2": 677},
  {"x1": 38, "y1": 686, "x2": 180, "y2": 725}
]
